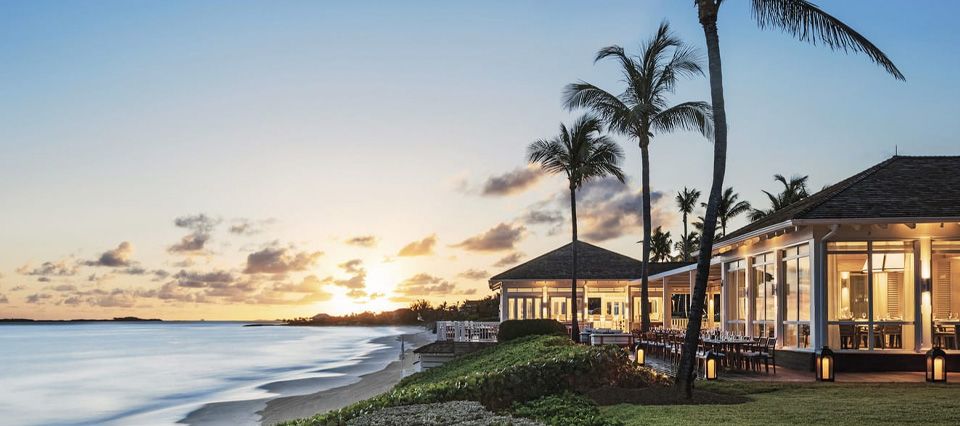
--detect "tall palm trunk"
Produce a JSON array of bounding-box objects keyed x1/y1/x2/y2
[
  {"x1": 570, "y1": 185, "x2": 580, "y2": 343},
  {"x1": 639, "y1": 139, "x2": 652, "y2": 332},
  {"x1": 678, "y1": 0, "x2": 726, "y2": 397},
  {"x1": 682, "y1": 211, "x2": 689, "y2": 261}
]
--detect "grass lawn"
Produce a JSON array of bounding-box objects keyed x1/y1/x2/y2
[{"x1": 601, "y1": 381, "x2": 960, "y2": 425}]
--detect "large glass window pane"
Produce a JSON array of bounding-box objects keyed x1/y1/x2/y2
[
  {"x1": 726, "y1": 260, "x2": 747, "y2": 335},
  {"x1": 782, "y1": 244, "x2": 811, "y2": 348},
  {"x1": 827, "y1": 242, "x2": 915, "y2": 351},
  {"x1": 752, "y1": 253, "x2": 776, "y2": 337},
  {"x1": 932, "y1": 241, "x2": 960, "y2": 349}
]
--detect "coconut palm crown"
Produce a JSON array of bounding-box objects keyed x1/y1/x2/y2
[
  {"x1": 563, "y1": 21, "x2": 712, "y2": 332},
  {"x1": 527, "y1": 114, "x2": 625, "y2": 342}
]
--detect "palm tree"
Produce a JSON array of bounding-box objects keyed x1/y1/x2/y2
[
  {"x1": 749, "y1": 174, "x2": 810, "y2": 221},
  {"x1": 674, "y1": 231, "x2": 700, "y2": 261},
  {"x1": 528, "y1": 114, "x2": 626, "y2": 343},
  {"x1": 564, "y1": 21, "x2": 712, "y2": 333},
  {"x1": 701, "y1": 187, "x2": 750, "y2": 237},
  {"x1": 675, "y1": 187, "x2": 701, "y2": 261},
  {"x1": 649, "y1": 226, "x2": 674, "y2": 262},
  {"x1": 681, "y1": 0, "x2": 904, "y2": 397}
]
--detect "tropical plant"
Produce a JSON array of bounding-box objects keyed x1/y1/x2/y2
[
  {"x1": 564, "y1": 21, "x2": 711, "y2": 332},
  {"x1": 528, "y1": 114, "x2": 626, "y2": 342},
  {"x1": 749, "y1": 174, "x2": 810, "y2": 220},
  {"x1": 675, "y1": 187, "x2": 701, "y2": 261},
  {"x1": 699, "y1": 187, "x2": 750, "y2": 237},
  {"x1": 681, "y1": 0, "x2": 904, "y2": 397},
  {"x1": 674, "y1": 230, "x2": 700, "y2": 260},
  {"x1": 649, "y1": 226, "x2": 674, "y2": 262}
]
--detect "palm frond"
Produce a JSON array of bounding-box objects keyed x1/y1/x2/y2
[
  {"x1": 650, "y1": 101, "x2": 713, "y2": 139},
  {"x1": 751, "y1": 0, "x2": 904, "y2": 80}
]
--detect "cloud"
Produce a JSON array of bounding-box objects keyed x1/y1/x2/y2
[
  {"x1": 88, "y1": 288, "x2": 138, "y2": 308},
  {"x1": 523, "y1": 176, "x2": 674, "y2": 242},
  {"x1": 493, "y1": 252, "x2": 525, "y2": 267},
  {"x1": 169, "y1": 214, "x2": 220, "y2": 255},
  {"x1": 10, "y1": 285, "x2": 25, "y2": 292},
  {"x1": 344, "y1": 235, "x2": 378, "y2": 247},
  {"x1": 391, "y1": 273, "x2": 477, "y2": 303},
  {"x1": 333, "y1": 259, "x2": 366, "y2": 290},
  {"x1": 576, "y1": 178, "x2": 672, "y2": 242},
  {"x1": 457, "y1": 269, "x2": 489, "y2": 280},
  {"x1": 50, "y1": 284, "x2": 78, "y2": 292},
  {"x1": 397, "y1": 235, "x2": 437, "y2": 257},
  {"x1": 17, "y1": 259, "x2": 78, "y2": 277},
  {"x1": 172, "y1": 270, "x2": 236, "y2": 289},
  {"x1": 481, "y1": 166, "x2": 543, "y2": 196},
  {"x1": 453, "y1": 223, "x2": 525, "y2": 252},
  {"x1": 0, "y1": 294, "x2": 7, "y2": 303},
  {"x1": 26, "y1": 293, "x2": 52, "y2": 304},
  {"x1": 346, "y1": 289, "x2": 368, "y2": 299},
  {"x1": 394, "y1": 273, "x2": 456, "y2": 295},
  {"x1": 228, "y1": 218, "x2": 274, "y2": 236},
  {"x1": 243, "y1": 247, "x2": 323, "y2": 275},
  {"x1": 84, "y1": 242, "x2": 134, "y2": 267}
]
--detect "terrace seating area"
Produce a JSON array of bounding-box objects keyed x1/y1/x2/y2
[{"x1": 637, "y1": 328, "x2": 778, "y2": 378}]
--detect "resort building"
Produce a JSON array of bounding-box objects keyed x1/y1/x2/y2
[
  {"x1": 491, "y1": 155, "x2": 960, "y2": 371},
  {"x1": 650, "y1": 156, "x2": 960, "y2": 370},
  {"x1": 488, "y1": 241, "x2": 690, "y2": 331}
]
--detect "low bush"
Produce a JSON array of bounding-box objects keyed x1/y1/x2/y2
[
  {"x1": 283, "y1": 336, "x2": 637, "y2": 425},
  {"x1": 511, "y1": 392, "x2": 624, "y2": 426},
  {"x1": 496, "y1": 319, "x2": 568, "y2": 341}
]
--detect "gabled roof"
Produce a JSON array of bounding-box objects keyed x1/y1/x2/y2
[
  {"x1": 719, "y1": 155, "x2": 960, "y2": 244},
  {"x1": 488, "y1": 241, "x2": 691, "y2": 288}
]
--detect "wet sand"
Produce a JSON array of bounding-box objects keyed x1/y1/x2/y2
[{"x1": 180, "y1": 330, "x2": 433, "y2": 426}]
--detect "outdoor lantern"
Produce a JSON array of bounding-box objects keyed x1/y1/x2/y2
[
  {"x1": 635, "y1": 343, "x2": 645, "y2": 366},
  {"x1": 815, "y1": 346, "x2": 835, "y2": 382},
  {"x1": 926, "y1": 347, "x2": 947, "y2": 383},
  {"x1": 705, "y1": 351, "x2": 719, "y2": 380}
]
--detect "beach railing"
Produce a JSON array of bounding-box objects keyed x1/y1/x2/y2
[{"x1": 436, "y1": 321, "x2": 499, "y2": 342}]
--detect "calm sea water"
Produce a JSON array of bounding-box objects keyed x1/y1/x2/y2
[{"x1": 0, "y1": 322, "x2": 417, "y2": 426}]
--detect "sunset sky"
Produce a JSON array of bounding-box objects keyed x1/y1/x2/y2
[{"x1": 1, "y1": 1, "x2": 958, "y2": 320}]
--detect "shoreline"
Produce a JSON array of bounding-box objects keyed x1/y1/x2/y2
[{"x1": 180, "y1": 329, "x2": 434, "y2": 426}]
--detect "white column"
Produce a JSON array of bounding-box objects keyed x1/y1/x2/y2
[
  {"x1": 662, "y1": 277, "x2": 671, "y2": 329},
  {"x1": 719, "y1": 263, "x2": 727, "y2": 332},
  {"x1": 776, "y1": 248, "x2": 785, "y2": 348},
  {"x1": 812, "y1": 238, "x2": 825, "y2": 350},
  {"x1": 746, "y1": 256, "x2": 755, "y2": 337},
  {"x1": 499, "y1": 284, "x2": 508, "y2": 322},
  {"x1": 920, "y1": 238, "x2": 932, "y2": 350}
]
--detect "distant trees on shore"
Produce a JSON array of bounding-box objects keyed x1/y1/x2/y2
[{"x1": 281, "y1": 294, "x2": 500, "y2": 326}]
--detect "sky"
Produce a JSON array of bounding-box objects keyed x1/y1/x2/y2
[{"x1": 0, "y1": 1, "x2": 958, "y2": 320}]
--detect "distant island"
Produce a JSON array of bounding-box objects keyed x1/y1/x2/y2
[
  {"x1": 282, "y1": 295, "x2": 499, "y2": 326},
  {"x1": 0, "y1": 316, "x2": 162, "y2": 323}
]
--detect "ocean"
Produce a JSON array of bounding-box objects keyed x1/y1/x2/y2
[{"x1": 0, "y1": 322, "x2": 419, "y2": 426}]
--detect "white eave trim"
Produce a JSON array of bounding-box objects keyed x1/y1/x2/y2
[
  {"x1": 713, "y1": 220, "x2": 795, "y2": 251},
  {"x1": 792, "y1": 217, "x2": 960, "y2": 226}
]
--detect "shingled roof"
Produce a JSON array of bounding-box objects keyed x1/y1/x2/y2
[
  {"x1": 720, "y1": 156, "x2": 960, "y2": 243},
  {"x1": 488, "y1": 241, "x2": 691, "y2": 288}
]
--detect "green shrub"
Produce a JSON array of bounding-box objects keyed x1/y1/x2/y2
[
  {"x1": 511, "y1": 393, "x2": 624, "y2": 426},
  {"x1": 496, "y1": 319, "x2": 567, "y2": 341},
  {"x1": 283, "y1": 336, "x2": 637, "y2": 425}
]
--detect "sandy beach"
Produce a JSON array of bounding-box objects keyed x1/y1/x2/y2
[{"x1": 180, "y1": 329, "x2": 434, "y2": 426}]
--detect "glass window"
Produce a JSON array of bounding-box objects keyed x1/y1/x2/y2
[
  {"x1": 932, "y1": 241, "x2": 960, "y2": 349},
  {"x1": 726, "y1": 260, "x2": 747, "y2": 335},
  {"x1": 671, "y1": 294, "x2": 691, "y2": 318},
  {"x1": 783, "y1": 244, "x2": 810, "y2": 348},
  {"x1": 587, "y1": 298, "x2": 601, "y2": 315},
  {"x1": 827, "y1": 241, "x2": 915, "y2": 351},
  {"x1": 752, "y1": 253, "x2": 776, "y2": 338}
]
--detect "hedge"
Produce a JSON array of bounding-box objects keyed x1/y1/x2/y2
[
  {"x1": 282, "y1": 335, "x2": 637, "y2": 425},
  {"x1": 496, "y1": 319, "x2": 568, "y2": 341}
]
